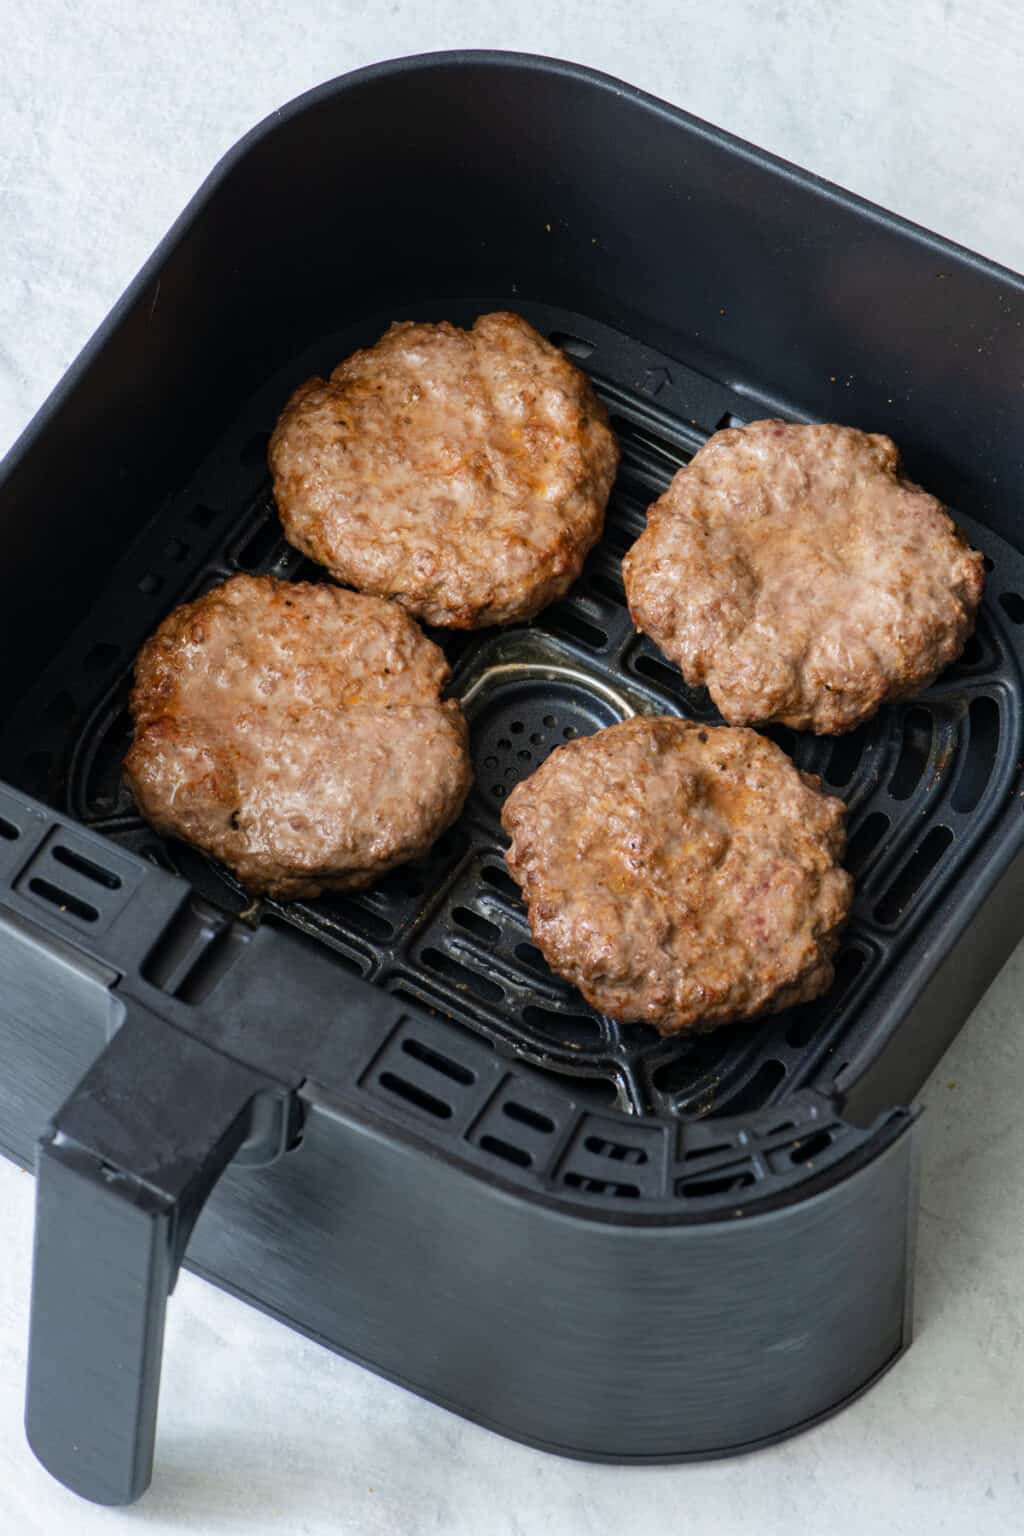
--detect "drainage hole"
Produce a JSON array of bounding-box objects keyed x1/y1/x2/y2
[
  {"x1": 52, "y1": 845, "x2": 121, "y2": 890},
  {"x1": 378, "y1": 1072, "x2": 452, "y2": 1119},
  {"x1": 503, "y1": 1101, "x2": 555, "y2": 1135},
  {"x1": 451, "y1": 906, "x2": 501, "y2": 944},
  {"x1": 480, "y1": 1134, "x2": 532, "y2": 1168},
  {"x1": 401, "y1": 1036, "x2": 475, "y2": 1085},
  {"x1": 28, "y1": 878, "x2": 98, "y2": 923}
]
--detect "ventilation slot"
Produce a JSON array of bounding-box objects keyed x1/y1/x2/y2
[
  {"x1": 958, "y1": 632, "x2": 984, "y2": 667},
  {"x1": 764, "y1": 1120, "x2": 797, "y2": 1138},
  {"x1": 889, "y1": 707, "x2": 933, "y2": 800},
  {"x1": 715, "y1": 412, "x2": 748, "y2": 431},
  {"x1": 587, "y1": 568, "x2": 624, "y2": 603},
  {"x1": 480, "y1": 1134, "x2": 532, "y2": 1168},
  {"x1": 790, "y1": 1129, "x2": 833, "y2": 1165},
  {"x1": 378, "y1": 1072, "x2": 452, "y2": 1120},
  {"x1": 603, "y1": 512, "x2": 645, "y2": 556},
  {"x1": 584, "y1": 1135, "x2": 648, "y2": 1165},
  {"x1": 629, "y1": 651, "x2": 718, "y2": 715},
  {"x1": 0, "y1": 816, "x2": 20, "y2": 842},
  {"x1": 235, "y1": 518, "x2": 286, "y2": 572},
  {"x1": 452, "y1": 906, "x2": 500, "y2": 944},
  {"x1": 630, "y1": 651, "x2": 687, "y2": 695},
  {"x1": 515, "y1": 941, "x2": 553, "y2": 978},
  {"x1": 561, "y1": 1076, "x2": 621, "y2": 1108},
  {"x1": 846, "y1": 811, "x2": 890, "y2": 872},
  {"x1": 678, "y1": 1167, "x2": 755, "y2": 1198},
  {"x1": 387, "y1": 991, "x2": 499, "y2": 1060},
  {"x1": 51, "y1": 844, "x2": 121, "y2": 890},
  {"x1": 138, "y1": 571, "x2": 164, "y2": 595},
  {"x1": 875, "y1": 825, "x2": 954, "y2": 924},
  {"x1": 481, "y1": 863, "x2": 520, "y2": 901},
  {"x1": 760, "y1": 723, "x2": 798, "y2": 757},
  {"x1": 651, "y1": 1030, "x2": 731, "y2": 1097},
  {"x1": 421, "y1": 947, "x2": 504, "y2": 1003},
  {"x1": 162, "y1": 538, "x2": 190, "y2": 563},
  {"x1": 563, "y1": 1171, "x2": 639, "y2": 1198},
  {"x1": 542, "y1": 603, "x2": 608, "y2": 651},
  {"x1": 549, "y1": 331, "x2": 594, "y2": 360},
  {"x1": 999, "y1": 592, "x2": 1024, "y2": 624},
  {"x1": 401, "y1": 1036, "x2": 475, "y2": 1086},
  {"x1": 503, "y1": 1101, "x2": 555, "y2": 1135},
  {"x1": 609, "y1": 416, "x2": 686, "y2": 469},
  {"x1": 681, "y1": 1139, "x2": 733, "y2": 1162},
  {"x1": 820, "y1": 943, "x2": 867, "y2": 1005},
  {"x1": 951, "y1": 696, "x2": 1000, "y2": 814},
  {"x1": 522, "y1": 1005, "x2": 602, "y2": 1045},
  {"x1": 785, "y1": 946, "x2": 868, "y2": 1047},
  {"x1": 715, "y1": 1058, "x2": 786, "y2": 1114},
  {"x1": 825, "y1": 731, "x2": 865, "y2": 786},
  {"x1": 28, "y1": 879, "x2": 97, "y2": 924}
]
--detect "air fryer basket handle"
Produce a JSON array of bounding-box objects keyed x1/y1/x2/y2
[{"x1": 25, "y1": 1004, "x2": 288, "y2": 1506}]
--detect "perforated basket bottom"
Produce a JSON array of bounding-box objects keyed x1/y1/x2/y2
[{"x1": 5, "y1": 299, "x2": 1024, "y2": 1119}]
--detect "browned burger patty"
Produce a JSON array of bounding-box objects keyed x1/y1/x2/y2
[
  {"x1": 124, "y1": 575, "x2": 472, "y2": 899},
  {"x1": 269, "y1": 311, "x2": 619, "y2": 628},
  {"x1": 622, "y1": 421, "x2": 985, "y2": 734},
  {"x1": 501, "y1": 716, "x2": 852, "y2": 1036}
]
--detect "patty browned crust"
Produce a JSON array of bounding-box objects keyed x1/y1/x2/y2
[
  {"x1": 269, "y1": 311, "x2": 620, "y2": 628},
  {"x1": 501, "y1": 716, "x2": 853, "y2": 1036},
  {"x1": 622, "y1": 421, "x2": 985, "y2": 734},
  {"x1": 124, "y1": 576, "x2": 472, "y2": 898}
]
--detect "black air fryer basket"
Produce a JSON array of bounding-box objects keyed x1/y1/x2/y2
[{"x1": 2, "y1": 52, "x2": 1023, "y2": 1508}]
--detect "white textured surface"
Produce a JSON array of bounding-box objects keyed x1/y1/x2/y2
[{"x1": 2, "y1": 3, "x2": 1024, "y2": 1532}]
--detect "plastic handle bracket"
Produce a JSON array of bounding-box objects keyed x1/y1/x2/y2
[{"x1": 24, "y1": 1002, "x2": 290, "y2": 1505}]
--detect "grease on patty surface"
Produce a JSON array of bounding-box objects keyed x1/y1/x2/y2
[
  {"x1": 269, "y1": 311, "x2": 619, "y2": 627},
  {"x1": 623, "y1": 420, "x2": 984, "y2": 734},
  {"x1": 124, "y1": 575, "x2": 472, "y2": 898},
  {"x1": 502, "y1": 715, "x2": 852, "y2": 1035}
]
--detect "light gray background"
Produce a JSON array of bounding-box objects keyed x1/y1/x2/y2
[{"x1": 1, "y1": 3, "x2": 1022, "y2": 1532}]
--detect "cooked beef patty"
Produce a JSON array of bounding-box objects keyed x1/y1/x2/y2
[
  {"x1": 269, "y1": 311, "x2": 619, "y2": 628},
  {"x1": 124, "y1": 575, "x2": 472, "y2": 898},
  {"x1": 622, "y1": 421, "x2": 985, "y2": 734},
  {"x1": 501, "y1": 716, "x2": 852, "y2": 1036}
]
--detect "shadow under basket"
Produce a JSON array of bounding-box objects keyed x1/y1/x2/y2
[{"x1": 1, "y1": 50, "x2": 1023, "y2": 1509}]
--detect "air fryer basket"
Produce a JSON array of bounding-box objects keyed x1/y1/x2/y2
[{"x1": 1, "y1": 52, "x2": 1023, "y2": 1508}]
